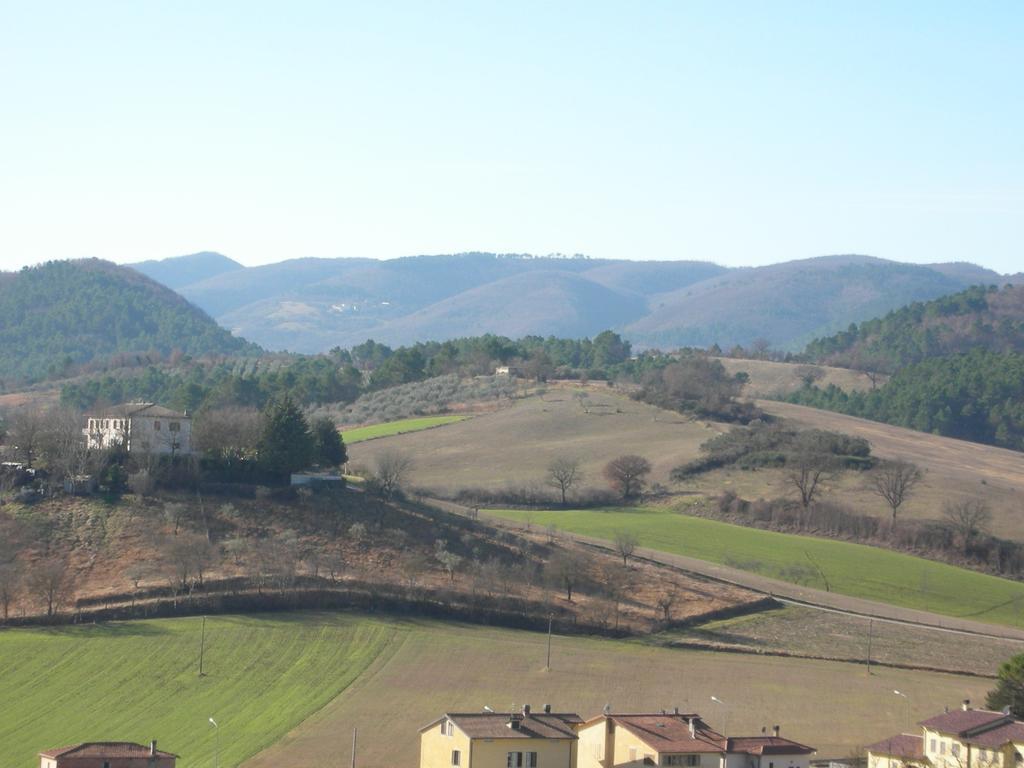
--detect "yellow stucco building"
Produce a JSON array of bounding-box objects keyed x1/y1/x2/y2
[
  {"x1": 421, "y1": 708, "x2": 814, "y2": 768},
  {"x1": 867, "y1": 700, "x2": 1024, "y2": 768},
  {"x1": 420, "y1": 707, "x2": 582, "y2": 768}
]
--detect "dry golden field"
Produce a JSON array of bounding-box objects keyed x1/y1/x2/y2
[
  {"x1": 714, "y1": 357, "x2": 882, "y2": 397},
  {"x1": 243, "y1": 617, "x2": 991, "y2": 768}
]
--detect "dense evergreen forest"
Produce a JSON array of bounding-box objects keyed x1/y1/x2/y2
[
  {"x1": 805, "y1": 284, "x2": 1024, "y2": 372},
  {"x1": 790, "y1": 348, "x2": 1024, "y2": 451},
  {"x1": 0, "y1": 259, "x2": 257, "y2": 387}
]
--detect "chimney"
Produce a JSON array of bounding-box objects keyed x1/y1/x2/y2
[
  {"x1": 963, "y1": 700, "x2": 972, "y2": 712},
  {"x1": 773, "y1": 726, "x2": 780, "y2": 738},
  {"x1": 150, "y1": 741, "x2": 157, "y2": 757},
  {"x1": 674, "y1": 707, "x2": 680, "y2": 715},
  {"x1": 544, "y1": 704, "x2": 552, "y2": 714},
  {"x1": 509, "y1": 714, "x2": 523, "y2": 730},
  {"x1": 523, "y1": 704, "x2": 531, "y2": 716},
  {"x1": 761, "y1": 727, "x2": 767, "y2": 735},
  {"x1": 689, "y1": 718, "x2": 696, "y2": 738}
]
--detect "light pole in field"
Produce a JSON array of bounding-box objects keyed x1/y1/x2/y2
[
  {"x1": 893, "y1": 690, "x2": 911, "y2": 731},
  {"x1": 710, "y1": 696, "x2": 728, "y2": 734},
  {"x1": 209, "y1": 717, "x2": 220, "y2": 768}
]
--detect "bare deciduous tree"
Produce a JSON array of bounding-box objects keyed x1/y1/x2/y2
[
  {"x1": 7, "y1": 408, "x2": 46, "y2": 466},
  {"x1": 943, "y1": 499, "x2": 992, "y2": 552},
  {"x1": 0, "y1": 563, "x2": 21, "y2": 621},
  {"x1": 655, "y1": 586, "x2": 680, "y2": 622},
  {"x1": 546, "y1": 457, "x2": 581, "y2": 506},
  {"x1": 603, "y1": 455, "x2": 652, "y2": 500},
  {"x1": 795, "y1": 365, "x2": 826, "y2": 388},
  {"x1": 373, "y1": 449, "x2": 415, "y2": 501},
  {"x1": 871, "y1": 461, "x2": 922, "y2": 522},
  {"x1": 614, "y1": 530, "x2": 639, "y2": 566},
  {"x1": 27, "y1": 558, "x2": 74, "y2": 617},
  {"x1": 787, "y1": 450, "x2": 832, "y2": 509},
  {"x1": 546, "y1": 549, "x2": 583, "y2": 602}
]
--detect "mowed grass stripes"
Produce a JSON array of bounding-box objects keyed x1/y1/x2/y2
[
  {"x1": 341, "y1": 415, "x2": 466, "y2": 443},
  {"x1": 492, "y1": 506, "x2": 1024, "y2": 628},
  {"x1": 0, "y1": 613, "x2": 398, "y2": 768}
]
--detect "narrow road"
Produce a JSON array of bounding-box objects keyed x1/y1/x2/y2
[{"x1": 425, "y1": 496, "x2": 1024, "y2": 643}]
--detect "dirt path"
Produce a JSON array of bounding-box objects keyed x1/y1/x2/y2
[{"x1": 426, "y1": 498, "x2": 1024, "y2": 643}]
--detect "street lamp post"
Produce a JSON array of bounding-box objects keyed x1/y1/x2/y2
[
  {"x1": 894, "y1": 690, "x2": 910, "y2": 731},
  {"x1": 710, "y1": 696, "x2": 728, "y2": 734},
  {"x1": 209, "y1": 717, "x2": 220, "y2": 768}
]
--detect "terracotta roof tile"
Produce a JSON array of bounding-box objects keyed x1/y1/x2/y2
[
  {"x1": 727, "y1": 737, "x2": 816, "y2": 756},
  {"x1": 920, "y1": 710, "x2": 1009, "y2": 736},
  {"x1": 612, "y1": 715, "x2": 727, "y2": 753},
  {"x1": 964, "y1": 721, "x2": 1024, "y2": 748},
  {"x1": 40, "y1": 743, "x2": 177, "y2": 759},
  {"x1": 865, "y1": 734, "x2": 925, "y2": 760},
  {"x1": 438, "y1": 713, "x2": 583, "y2": 740}
]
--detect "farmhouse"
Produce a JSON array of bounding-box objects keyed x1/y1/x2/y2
[
  {"x1": 421, "y1": 706, "x2": 583, "y2": 768},
  {"x1": 420, "y1": 707, "x2": 815, "y2": 768},
  {"x1": 866, "y1": 700, "x2": 1024, "y2": 768},
  {"x1": 577, "y1": 711, "x2": 815, "y2": 768},
  {"x1": 83, "y1": 403, "x2": 193, "y2": 456},
  {"x1": 39, "y1": 741, "x2": 176, "y2": 768}
]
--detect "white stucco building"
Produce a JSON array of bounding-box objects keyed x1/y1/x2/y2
[{"x1": 83, "y1": 403, "x2": 193, "y2": 456}]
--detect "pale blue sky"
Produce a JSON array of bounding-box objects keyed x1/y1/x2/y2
[{"x1": 1, "y1": 2, "x2": 1021, "y2": 272}]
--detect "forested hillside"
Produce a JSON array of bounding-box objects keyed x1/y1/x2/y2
[
  {"x1": 789, "y1": 285, "x2": 1024, "y2": 451},
  {"x1": 0, "y1": 259, "x2": 257, "y2": 388},
  {"x1": 805, "y1": 284, "x2": 1024, "y2": 371}
]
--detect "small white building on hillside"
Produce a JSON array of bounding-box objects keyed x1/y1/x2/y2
[{"x1": 83, "y1": 403, "x2": 194, "y2": 456}]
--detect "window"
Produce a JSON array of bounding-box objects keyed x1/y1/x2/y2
[
  {"x1": 506, "y1": 752, "x2": 536, "y2": 768},
  {"x1": 154, "y1": 420, "x2": 162, "y2": 431},
  {"x1": 452, "y1": 750, "x2": 461, "y2": 766},
  {"x1": 940, "y1": 743, "x2": 946, "y2": 755},
  {"x1": 952, "y1": 745, "x2": 961, "y2": 758},
  {"x1": 662, "y1": 756, "x2": 699, "y2": 767},
  {"x1": 687, "y1": 758, "x2": 699, "y2": 767},
  {"x1": 441, "y1": 720, "x2": 454, "y2": 736},
  {"x1": 170, "y1": 421, "x2": 181, "y2": 432},
  {"x1": 930, "y1": 740, "x2": 937, "y2": 753}
]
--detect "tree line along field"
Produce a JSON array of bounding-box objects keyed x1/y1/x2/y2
[
  {"x1": 349, "y1": 385, "x2": 1024, "y2": 541},
  {"x1": 241, "y1": 613, "x2": 990, "y2": 768},
  {"x1": 341, "y1": 415, "x2": 468, "y2": 443},
  {"x1": 491, "y1": 506, "x2": 1024, "y2": 629},
  {"x1": 0, "y1": 614, "x2": 398, "y2": 768}
]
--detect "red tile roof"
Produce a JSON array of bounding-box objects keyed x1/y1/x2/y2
[
  {"x1": 40, "y1": 743, "x2": 177, "y2": 759},
  {"x1": 920, "y1": 710, "x2": 1009, "y2": 736},
  {"x1": 727, "y1": 737, "x2": 816, "y2": 756},
  {"x1": 866, "y1": 734, "x2": 926, "y2": 760},
  {"x1": 422, "y1": 713, "x2": 583, "y2": 740},
  {"x1": 611, "y1": 715, "x2": 728, "y2": 753},
  {"x1": 962, "y1": 721, "x2": 1024, "y2": 749}
]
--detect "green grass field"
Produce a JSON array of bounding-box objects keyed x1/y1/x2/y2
[
  {"x1": 492, "y1": 507, "x2": 1024, "y2": 628},
  {"x1": 341, "y1": 415, "x2": 466, "y2": 443},
  {"x1": 0, "y1": 612, "x2": 992, "y2": 767},
  {"x1": 0, "y1": 614, "x2": 397, "y2": 768}
]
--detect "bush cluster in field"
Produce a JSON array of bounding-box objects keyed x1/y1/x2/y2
[{"x1": 314, "y1": 375, "x2": 519, "y2": 425}]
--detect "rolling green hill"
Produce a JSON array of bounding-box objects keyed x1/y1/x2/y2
[{"x1": 0, "y1": 259, "x2": 258, "y2": 387}]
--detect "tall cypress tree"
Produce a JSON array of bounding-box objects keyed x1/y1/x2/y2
[{"x1": 258, "y1": 395, "x2": 314, "y2": 477}]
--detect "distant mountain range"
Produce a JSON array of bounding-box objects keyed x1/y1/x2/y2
[
  {"x1": 130, "y1": 252, "x2": 1019, "y2": 353},
  {"x1": 0, "y1": 259, "x2": 257, "y2": 386}
]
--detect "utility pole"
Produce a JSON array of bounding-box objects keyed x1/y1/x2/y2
[
  {"x1": 351, "y1": 728, "x2": 358, "y2": 768},
  {"x1": 866, "y1": 618, "x2": 873, "y2": 675},
  {"x1": 545, "y1": 615, "x2": 553, "y2": 670},
  {"x1": 199, "y1": 616, "x2": 207, "y2": 676}
]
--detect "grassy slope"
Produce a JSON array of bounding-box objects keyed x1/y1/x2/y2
[
  {"x1": 341, "y1": 415, "x2": 467, "y2": 443},
  {"x1": 243, "y1": 617, "x2": 989, "y2": 767},
  {"x1": 0, "y1": 614, "x2": 397, "y2": 768},
  {"x1": 492, "y1": 507, "x2": 1024, "y2": 628},
  {"x1": 714, "y1": 357, "x2": 881, "y2": 398},
  {"x1": 348, "y1": 386, "x2": 1024, "y2": 541},
  {"x1": 348, "y1": 388, "x2": 715, "y2": 490}
]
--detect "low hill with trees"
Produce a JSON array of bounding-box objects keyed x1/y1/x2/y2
[
  {"x1": 805, "y1": 283, "x2": 1024, "y2": 371},
  {"x1": 0, "y1": 259, "x2": 258, "y2": 388}
]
